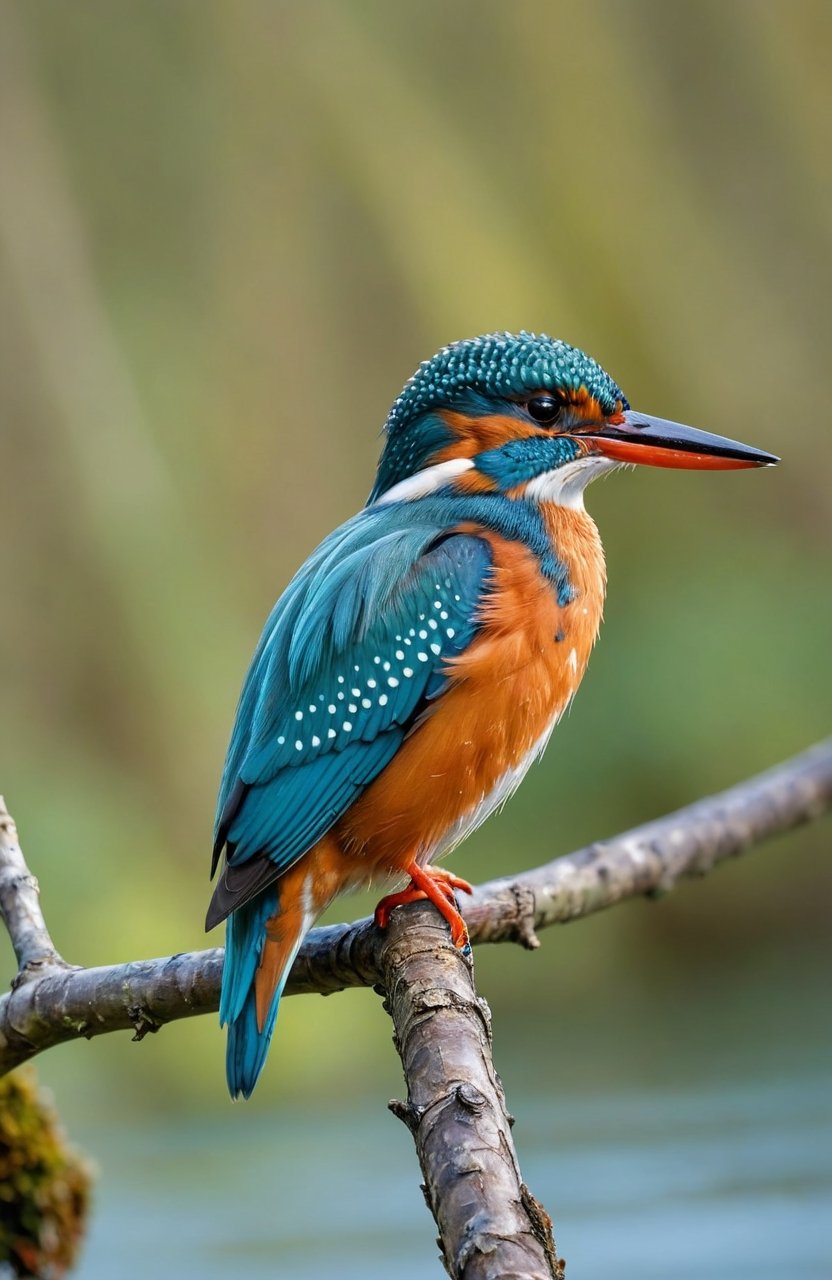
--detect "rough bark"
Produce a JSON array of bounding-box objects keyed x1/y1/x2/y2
[
  {"x1": 3, "y1": 738, "x2": 829, "y2": 1074},
  {"x1": 2, "y1": 738, "x2": 831, "y2": 1280},
  {"x1": 381, "y1": 903, "x2": 564, "y2": 1279},
  {"x1": 0, "y1": 803, "x2": 64, "y2": 975}
]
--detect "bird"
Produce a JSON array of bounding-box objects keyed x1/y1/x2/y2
[{"x1": 206, "y1": 331, "x2": 777, "y2": 1098}]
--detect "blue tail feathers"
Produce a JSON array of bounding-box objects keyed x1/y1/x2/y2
[
  {"x1": 225, "y1": 982, "x2": 281, "y2": 1100},
  {"x1": 221, "y1": 887, "x2": 289, "y2": 1100}
]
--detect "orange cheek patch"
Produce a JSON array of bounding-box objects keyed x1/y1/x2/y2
[{"x1": 433, "y1": 410, "x2": 545, "y2": 461}]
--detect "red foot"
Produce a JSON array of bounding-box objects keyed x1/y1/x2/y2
[{"x1": 375, "y1": 863, "x2": 473, "y2": 949}]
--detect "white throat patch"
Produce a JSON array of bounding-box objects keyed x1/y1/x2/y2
[{"x1": 524, "y1": 455, "x2": 619, "y2": 510}]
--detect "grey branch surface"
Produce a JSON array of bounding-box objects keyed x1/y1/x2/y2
[
  {"x1": 0, "y1": 803, "x2": 65, "y2": 975},
  {"x1": 2, "y1": 738, "x2": 831, "y2": 1077},
  {"x1": 381, "y1": 902, "x2": 563, "y2": 1279},
  {"x1": 2, "y1": 741, "x2": 831, "y2": 1280}
]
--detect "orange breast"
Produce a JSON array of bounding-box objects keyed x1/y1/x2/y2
[{"x1": 335, "y1": 504, "x2": 606, "y2": 878}]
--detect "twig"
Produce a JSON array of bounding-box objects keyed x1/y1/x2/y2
[
  {"x1": 0, "y1": 798, "x2": 65, "y2": 977},
  {"x1": 1, "y1": 739, "x2": 830, "y2": 1076}
]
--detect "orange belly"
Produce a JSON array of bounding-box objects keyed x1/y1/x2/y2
[{"x1": 333, "y1": 503, "x2": 606, "y2": 879}]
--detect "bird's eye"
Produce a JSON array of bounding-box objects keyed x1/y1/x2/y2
[{"x1": 526, "y1": 394, "x2": 562, "y2": 426}]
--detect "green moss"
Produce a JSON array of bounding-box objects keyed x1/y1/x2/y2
[{"x1": 0, "y1": 1070, "x2": 93, "y2": 1278}]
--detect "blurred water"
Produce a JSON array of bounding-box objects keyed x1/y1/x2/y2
[{"x1": 73, "y1": 1071, "x2": 831, "y2": 1279}]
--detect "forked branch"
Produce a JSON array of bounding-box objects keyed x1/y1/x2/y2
[
  {"x1": 1, "y1": 739, "x2": 830, "y2": 1280},
  {"x1": 2, "y1": 739, "x2": 829, "y2": 1075}
]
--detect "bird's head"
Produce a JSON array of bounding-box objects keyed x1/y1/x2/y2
[{"x1": 369, "y1": 332, "x2": 777, "y2": 507}]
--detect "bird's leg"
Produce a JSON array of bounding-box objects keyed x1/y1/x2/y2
[{"x1": 374, "y1": 862, "x2": 473, "y2": 949}]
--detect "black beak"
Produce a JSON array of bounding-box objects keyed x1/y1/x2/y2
[{"x1": 587, "y1": 409, "x2": 779, "y2": 471}]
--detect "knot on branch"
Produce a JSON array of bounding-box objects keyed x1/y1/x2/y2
[
  {"x1": 403, "y1": 986, "x2": 492, "y2": 1049},
  {"x1": 127, "y1": 1005, "x2": 163, "y2": 1041},
  {"x1": 389, "y1": 1083, "x2": 488, "y2": 1137},
  {"x1": 10, "y1": 953, "x2": 69, "y2": 990},
  {"x1": 509, "y1": 881, "x2": 541, "y2": 949},
  {"x1": 411, "y1": 986, "x2": 476, "y2": 1016},
  {"x1": 388, "y1": 1096, "x2": 425, "y2": 1133},
  {"x1": 455, "y1": 1082, "x2": 488, "y2": 1113},
  {"x1": 4, "y1": 870, "x2": 38, "y2": 896}
]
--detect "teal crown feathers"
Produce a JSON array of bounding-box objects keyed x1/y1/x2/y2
[{"x1": 370, "y1": 331, "x2": 628, "y2": 501}]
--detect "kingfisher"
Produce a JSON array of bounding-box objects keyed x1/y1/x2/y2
[{"x1": 206, "y1": 331, "x2": 777, "y2": 1098}]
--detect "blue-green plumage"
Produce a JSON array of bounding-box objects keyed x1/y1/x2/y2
[
  {"x1": 213, "y1": 333, "x2": 624, "y2": 1100},
  {"x1": 370, "y1": 330, "x2": 627, "y2": 498},
  {"x1": 212, "y1": 519, "x2": 492, "y2": 1097},
  {"x1": 221, "y1": 887, "x2": 279, "y2": 1098},
  {"x1": 210, "y1": 484, "x2": 590, "y2": 1096},
  {"x1": 211, "y1": 330, "x2": 773, "y2": 1100},
  {"x1": 212, "y1": 492, "x2": 576, "y2": 881},
  {"x1": 210, "y1": 514, "x2": 496, "y2": 890},
  {"x1": 475, "y1": 434, "x2": 582, "y2": 490}
]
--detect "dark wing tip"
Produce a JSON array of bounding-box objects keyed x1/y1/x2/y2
[
  {"x1": 205, "y1": 897, "x2": 225, "y2": 933},
  {"x1": 210, "y1": 776, "x2": 250, "y2": 879},
  {"x1": 205, "y1": 851, "x2": 283, "y2": 931}
]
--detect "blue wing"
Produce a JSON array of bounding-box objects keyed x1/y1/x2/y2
[{"x1": 206, "y1": 504, "x2": 492, "y2": 928}]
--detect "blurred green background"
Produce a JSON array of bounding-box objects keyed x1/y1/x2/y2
[{"x1": 1, "y1": 2, "x2": 830, "y2": 1276}]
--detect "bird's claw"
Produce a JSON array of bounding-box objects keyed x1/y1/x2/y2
[{"x1": 374, "y1": 863, "x2": 472, "y2": 950}]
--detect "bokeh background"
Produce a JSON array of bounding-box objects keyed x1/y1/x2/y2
[{"x1": 1, "y1": 2, "x2": 830, "y2": 1277}]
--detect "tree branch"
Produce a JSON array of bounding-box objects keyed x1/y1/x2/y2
[
  {"x1": 3, "y1": 739, "x2": 829, "y2": 1074},
  {"x1": 2, "y1": 740, "x2": 830, "y2": 1280},
  {"x1": 0, "y1": 800, "x2": 65, "y2": 976},
  {"x1": 381, "y1": 902, "x2": 564, "y2": 1279}
]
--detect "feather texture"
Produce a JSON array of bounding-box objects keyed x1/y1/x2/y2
[
  {"x1": 208, "y1": 518, "x2": 492, "y2": 925},
  {"x1": 211, "y1": 512, "x2": 494, "y2": 1096},
  {"x1": 210, "y1": 482, "x2": 604, "y2": 1099}
]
